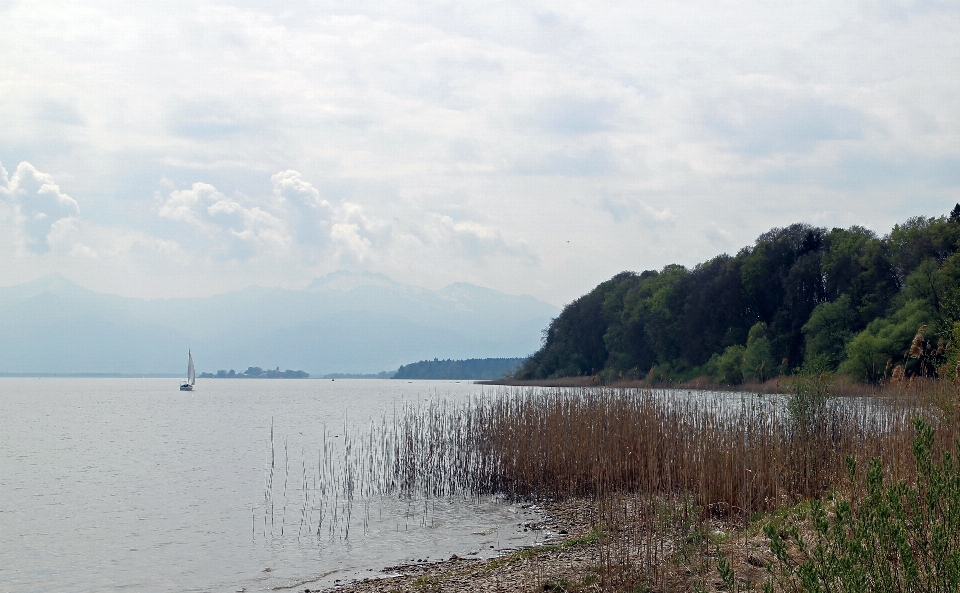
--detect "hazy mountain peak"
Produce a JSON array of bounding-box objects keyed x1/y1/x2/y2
[
  {"x1": 24, "y1": 272, "x2": 76, "y2": 289},
  {"x1": 0, "y1": 270, "x2": 559, "y2": 375},
  {"x1": 436, "y1": 282, "x2": 550, "y2": 309},
  {"x1": 307, "y1": 270, "x2": 405, "y2": 292},
  {"x1": 437, "y1": 282, "x2": 501, "y2": 300},
  {"x1": 0, "y1": 272, "x2": 92, "y2": 301}
]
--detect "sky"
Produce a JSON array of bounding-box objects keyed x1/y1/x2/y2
[{"x1": 1, "y1": 0, "x2": 958, "y2": 307}]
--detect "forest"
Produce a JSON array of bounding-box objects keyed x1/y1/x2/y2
[
  {"x1": 516, "y1": 206, "x2": 960, "y2": 384},
  {"x1": 394, "y1": 357, "x2": 525, "y2": 380}
]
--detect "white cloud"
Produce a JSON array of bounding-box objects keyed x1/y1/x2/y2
[
  {"x1": 600, "y1": 194, "x2": 675, "y2": 225},
  {"x1": 426, "y1": 213, "x2": 538, "y2": 263},
  {"x1": 324, "y1": 201, "x2": 392, "y2": 264},
  {"x1": 0, "y1": 162, "x2": 193, "y2": 289},
  {"x1": 704, "y1": 223, "x2": 736, "y2": 251},
  {"x1": 0, "y1": 161, "x2": 81, "y2": 254},
  {"x1": 46, "y1": 216, "x2": 91, "y2": 257},
  {"x1": 272, "y1": 170, "x2": 335, "y2": 247},
  {"x1": 1, "y1": 1, "x2": 959, "y2": 304},
  {"x1": 154, "y1": 169, "x2": 537, "y2": 268},
  {"x1": 157, "y1": 181, "x2": 290, "y2": 259}
]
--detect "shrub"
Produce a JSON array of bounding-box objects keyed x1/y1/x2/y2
[
  {"x1": 786, "y1": 371, "x2": 831, "y2": 434},
  {"x1": 840, "y1": 299, "x2": 934, "y2": 382},
  {"x1": 715, "y1": 345, "x2": 746, "y2": 385},
  {"x1": 744, "y1": 322, "x2": 777, "y2": 382},
  {"x1": 764, "y1": 418, "x2": 960, "y2": 592}
]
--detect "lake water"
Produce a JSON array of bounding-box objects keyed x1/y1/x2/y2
[{"x1": 1, "y1": 378, "x2": 549, "y2": 593}]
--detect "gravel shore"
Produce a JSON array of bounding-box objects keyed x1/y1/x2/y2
[
  {"x1": 315, "y1": 495, "x2": 774, "y2": 593},
  {"x1": 317, "y1": 498, "x2": 603, "y2": 593}
]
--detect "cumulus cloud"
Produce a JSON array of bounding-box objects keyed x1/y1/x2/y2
[
  {"x1": 331, "y1": 201, "x2": 392, "y2": 262},
  {"x1": 3, "y1": 1, "x2": 958, "y2": 303},
  {"x1": 0, "y1": 161, "x2": 81, "y2": 254},
  {"x1": 704, "y1": 222, "x2": 736, "y2": 250},
  {"x1": 155, "y1": 169, "x2": 539, "y2": 270},
  {"x1": 156, "y1": 171, "x2": 398, "y2": 263},
  {"x1": 0, "y1": 162, "x2": 181, "y2": 265},
  {"x1": 428, "y1": 213, "x2": 538, "y2": 264},
  {"x1": 45, "y1": 216, "x2": 92, "y2": 256},
  {"x1": 158, "y1": 182, "x2": 289, "y2": 259},
  {"x1": 600, "y1": 194, "x2": 675, "y2": 225},
  {"x1": 272, "y1": 170, "x2": 335, "y2": 247}
]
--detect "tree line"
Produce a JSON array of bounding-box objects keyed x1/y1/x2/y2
[
  {"x1": 199, "y1": 366, "x2": 309, "y2": 379},
  {"x1": 516, "y1": 206, "x2": 960, "y2": 384},
  {"x1": 394, "y1": 358, "x2": 525, "y2": 380}
]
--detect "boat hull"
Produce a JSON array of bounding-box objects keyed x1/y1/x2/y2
[{"x1": 180, "y1": 383, "x2": 193, "y2": 391}]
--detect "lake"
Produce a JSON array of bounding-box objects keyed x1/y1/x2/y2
[{"x1": 0, "y1": 378, "x2": 548, "y2": 593}]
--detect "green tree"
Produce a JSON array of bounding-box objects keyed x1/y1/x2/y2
[
  {"x1": 516, "y1": 272, "x2": 638, "y2": 379},
  {"x1": 743, "y1": 322, "x2": 776, "y2": 382},
  {"x1": 714, "y1": 344, "x2": 746, "y2": 385},
  {"x1": 678, "y1": 256, "x2": 750, "y2": 367},
  {"x1": 906, "y1": 258, "x2": 952, "y2": 315},
  {"x1": 803, "y1": 294, "x2": 858, "y2": 370},
  {"x1": 888, "y1": 215, "x2": 960, "y2": 283},
  {"x1": 822, "y1": 226, "x2": 898, "y2": 326},
  {"x1": 839, "y1": 299, "x2": 935, "y2": 382},
  {"x1": 516, "y1": 207, "x2": 960, "y2": 385}
]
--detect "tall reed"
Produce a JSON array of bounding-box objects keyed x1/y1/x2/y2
[
  {"x1": 256, "y1": 382, "x2": 960, "y2": 589},
  {"x1": 389, "y1": 387, "x2": 957, "y2": 514}
]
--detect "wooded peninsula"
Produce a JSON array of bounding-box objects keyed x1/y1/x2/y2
[{"x1": 517, "y1": 206, "x2": 960, "y2": 384}]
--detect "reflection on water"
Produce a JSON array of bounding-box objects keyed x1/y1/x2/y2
[{"x1": 1, "y1": 378, "x2": 548, "y2": 593}]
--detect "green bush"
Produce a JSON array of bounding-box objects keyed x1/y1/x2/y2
[
  {"x1": 744, "y1": 322, "x2": 777, "y2": 382},
  {"x1": 786, "y1": 372, "x2": 831, "y2": 434},
  {"x1": 802, "y1": 295, "x2": 858, "y2": 371},
  {"x1": 764, "y1": 418, "x2": 960, "y2": 592},
  {"x1": 839, "y1": 299, "x2": 935, "y2": 382},
  {"x1": 715, "y1": 345, "x2": 746, "y2": 385}
]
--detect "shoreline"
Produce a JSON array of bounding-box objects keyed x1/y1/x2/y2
[
  {"x1": 478, "y1": 375, "x2": 898, "y2": 397},
  {"x1": 320, "y1": 497, "x2": 602, "y2": 593},
  {"x1": 0, "y1": 372, "x2": 184, "y2": 378},
  {"x1": 320, "y1": 495, "x2": 761, "y2": 593},
  {"x1": 478, "y1": 376, "x2": 762, "y2": 391}
]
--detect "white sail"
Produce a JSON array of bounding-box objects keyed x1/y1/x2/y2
[{"x1": 187, "y1": 350, "x2": 195, "y2": 385}]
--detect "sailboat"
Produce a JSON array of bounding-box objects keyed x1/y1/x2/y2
[{"x1": 180, "y1": 350, "x2": 195, "y2": 391}]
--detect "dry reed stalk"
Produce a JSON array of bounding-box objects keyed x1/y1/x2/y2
[{"x1": 254, "y1": 381, "x2": 960, "y2": 589}]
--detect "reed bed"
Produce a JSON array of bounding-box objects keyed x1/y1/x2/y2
[
  {"x1": 256, "y1": 381, "x2": 960, "y2": 590},
  {"x1": 258, "y1": 383, "x2": 958, "y2": 539},
  {"x1": 390, "y1": 386, "x2": 959, "y2": 514}
]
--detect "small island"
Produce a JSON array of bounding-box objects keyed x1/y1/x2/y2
[{"x1": 198, "y1": 366, "x2": 309, "y2": 379}]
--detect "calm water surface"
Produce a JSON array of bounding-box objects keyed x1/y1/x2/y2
[{"x1": 1, "y1": 378, "x2": 547, "y2": 593}]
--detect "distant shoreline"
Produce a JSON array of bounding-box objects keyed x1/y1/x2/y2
[
  {"x1": 0, "y1": 373, "x2": 499, "y2": 380},
  {"x1": 477, "y1": 377, "x2": 599, "y2": 387},
  {"x1": 0, "y1": 373, "x2": 183, "y2": 378}
]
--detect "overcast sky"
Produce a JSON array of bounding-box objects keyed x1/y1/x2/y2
[{"x1": 1, "y1": 0, "x2": 958, "y2": 306}]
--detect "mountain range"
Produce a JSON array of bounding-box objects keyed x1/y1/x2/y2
[{"x1": 0, "y1": 271, "x2": 558, "y2": 375}]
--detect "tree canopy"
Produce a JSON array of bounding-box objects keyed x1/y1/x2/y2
[
  {"x1": 394, "y1": 358, "x2": 524, "y2": 380},
  {"x1": 516, "y1": 208, "x2": 960, "y2": 384}
]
